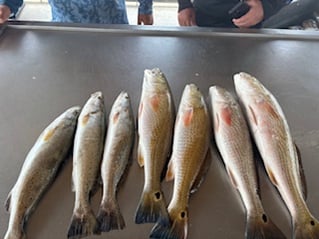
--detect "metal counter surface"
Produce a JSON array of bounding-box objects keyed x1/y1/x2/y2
[{"x1": 0, "y1": 23, "x2": 319, "y2": 239}]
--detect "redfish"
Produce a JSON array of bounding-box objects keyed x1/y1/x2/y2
[
  {"x1": 210, "y1": 85, "x2": 286, "y2": 239},
  {"x1": 135, "y1": 68, "x2": 174, "y2": 225},
  {"x1": 234, "y1": 72, "x2": 319, "y2": 239},
  {"x1": 150, "y1": 84, "x2": 211, "y2": 239}
]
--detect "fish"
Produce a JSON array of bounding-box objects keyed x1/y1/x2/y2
[
  {"x1": 209, "y1": 86, "x2": 286, "y2": 239},
  {"x1": 96, "y1": 91, "x2": 135, "y2": 232},
  {"x1": 4, "y1": 106, "x2": 81, "y2": 239},
  {"x1": 234, "y1": 72, "x2": 319, "y2": 239},
  {"x1": 150, "y1": 84, "x2": 211, "y2": 239},
  {"x1": 67, "y1": 91, "x2": 106, "y2": 239},
  {"x1": 135, "y1": 68, "x2": 175, "y2": 224}
]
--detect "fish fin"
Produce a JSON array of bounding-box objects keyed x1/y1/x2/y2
[
  {"x1": 150, "y1": 95, "x2": 160, "y2": 111},
  {"x1": 246, "y1": 213, "x2": 286, "y2": 239},
  {"x1": 138, "y1": 102, "x2": 143, "y2": 118},
  {"x1": 220, "y1": 107, "x2": 232, "y2": 126},
  {"x1": 295, "y1": 143, "x2": 307, "y2": 200},
  {"x1": 150, "y1": 208, "x2": 188, "y2": 239},
  {"x1": 226, "y1": 167, "x2": 238, "y2": 190},
  {"x1": 112, "y1": 112, "x2": 120, "y2": 124},
  {"x1": 214, "y1": 112, "x2": 220, "y2": 132},
  {"x1": 183, "y1": 108, "x2": 193, "y2": 126},
  {"x1": 81, "y1": 113, "x2": 90, "y2": 126},
  {"x1": 190, "y1": 149, "x2": 212, "y2": 194},
  {"x1": 135, "y1": 189, "x2": 169, "y2": 224},
  {"x1": 165, "y1": 159, "x2": 174, "y2": 181},
  {"x1": 67, "y1": 208, "x2": 99, "y2": 238},
  {"x1": 137, "y1": 142, "x2": 144, "y2": 167},
  {"x1": 248, "y1": 105, "x2": 258, "y2": 125},
  {"x1": 260, "y1": 101, "x2": 280, "y2": 120},
  {"x1": 293, "y1": 216, "x2": 319, "y2": 239},
  {"x1": 97, "y1": 199, "x2": 125, "y2": 232},
  {"x1": 265, "y1": 165, "x2": 278, "y2": 187},
  {"x1": 5, "y1": 191, "x2": 12, "y2": 212},
  {"x1": 43, "y1": 126, "x2": 58, "y2": 141}
]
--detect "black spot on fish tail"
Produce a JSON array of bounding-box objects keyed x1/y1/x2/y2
[
  {"x1": 246, "y1": 214, "x2": 286, "y2": 239},
  {"x1": 67, "y1": 209, "x2": 98, "y2": 239},
  {"x1": 294, "y1": 216, "x2": 319, "y2": 239},
  {"x1": 96, "y1": 199, "x2": 125, "y2": 233},
  {"x1": 135, "y1": 190, "x2": 169, "y2": 224}
]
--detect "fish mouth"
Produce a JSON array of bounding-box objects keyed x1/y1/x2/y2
[
  {"x1": 91, "y1": 91, "x2": 104, "y2": 100},
  {"x1": 144, "y1": 68, "x2": 165, "y2": 85}
]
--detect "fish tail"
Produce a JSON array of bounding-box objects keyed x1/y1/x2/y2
[
  {"x1": 293, "y1": 216, "x2": 319, "y2": 239},
  {"x1": 96, "y1": 199, "x2": 125, "y2": 232},
  {"x1": 67, "y1": 208, "x2": 98, "y2": 238},
  {"x1": 149, "y1": 209, "x2": 188, "y2": 239},
  {"x1": 246, "y1": 213, "x2": 286, "y2": 239},
  {"x1": 135, "y1": 189, "x2": 169, "y2": 224}
]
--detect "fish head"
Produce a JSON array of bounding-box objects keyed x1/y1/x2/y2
[
  {"x1": 65, "y1": 106, "x2": 82, "y2": 119},
  {"x1": 181, "y1": 84, "x2": 205, "y2": 108},
  {"x1": 234, "y1": 72, "x2": 264, "y2": 99},
  {"x1": 110, "y1": 91, "x2": 132, "y2": 119},
  {"x1": 143, "y1": 68, "x2": 169, "y2": 93},
  {"x1": 87, "y1": 91, "x2": 105, "y2": 112}
]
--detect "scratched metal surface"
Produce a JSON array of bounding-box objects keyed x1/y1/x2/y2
[{"x1": 0, "y1": 22, "x2": 319, "y2": 239}]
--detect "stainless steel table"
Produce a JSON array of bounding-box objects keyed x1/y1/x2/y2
[{"x1": 1, "y1": 22, "x2": 319, "y2": 239}]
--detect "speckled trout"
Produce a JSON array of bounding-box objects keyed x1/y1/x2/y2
[
  {"x1": 150, "y1": 84, "x2": 211, "y2": 239},
  {"x1": 96, "y1": 91, "x2": 135, "y2": 232},
  {"x1": 234, "y1": 72, "x2": 319, "y2": 239},
  {"x1": 4, "y1": 106, "x2": 81, "y2": 239},
  {"x1": 67, "y1": 92, "x2": 106, "y2": 239},
  {"x1": 209, "y1": 86, "x2": 286, "y2": 239},
  {"x1": 135, "y1": 68, "x2": 174, "y2": 224}
]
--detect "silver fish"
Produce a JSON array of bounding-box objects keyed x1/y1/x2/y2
[
  {"x1": 209, "y1": 86, "x2": 286, "y2": 239},
  {"x1": 96, "y1": 91, "x2": 135, "y2": 232},
  {"x1": 234, "y1": 72, "x2": 319, "y2": 239},
  {"x1": 4, "y1": 106, "x2": 81, "y2": 239},
  {"x1": 67, "y1": 92, "x2": 106, "y2": 239},
  {"x1": 135, "y1": 68, "x2": 174, "y2": 224},
  {"x1": 150, "y1": 84, "x2": 211, "y2": 239}
]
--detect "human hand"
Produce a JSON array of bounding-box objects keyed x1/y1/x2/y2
[
  {"x1": 178, "y1": 8, "x2": 197, "y2": 26},
  {"x1": 0, "y1": 5, "x2": 11, "y2": 24},
  {"x1": 138, "y1": 14, "x2": 154, "y2": 25},
  {"x1": 232, "y1": 0, "x2": 264, "y2": 28}
]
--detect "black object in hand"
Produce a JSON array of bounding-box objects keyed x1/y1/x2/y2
[{"x1": 228, "y1": 1, "x2": 251, "y2": 19}]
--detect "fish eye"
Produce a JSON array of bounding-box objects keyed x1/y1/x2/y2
[
  {"x1": 180, "y1": 211, "x2": 186, "y2": 219},
  {"x1": 262, "y1": 214, "x2": 268, "y2": 223},
  {"x1": 310, "y1": 220, "x2": 315, "y2": 226}
]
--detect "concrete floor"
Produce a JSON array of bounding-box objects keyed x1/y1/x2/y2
[{"x1": 17, "y1": 2, "x2": 179, "y2": 26}]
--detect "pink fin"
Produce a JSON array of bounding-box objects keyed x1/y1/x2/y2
[
  {"x1": 165, "y1": 160, "x2": 174, "y2": 181},
  {"x1": 183, "y1": 108, "x2": 193, "y2": 126},
  {"x1": 150, "y1": 95, "x2": 160, "y2": 111},
  {"x1": 260, "y1": 101, "x2": 280, "y2": 120},
  {"x1": 220, "y1": 107, "x2": 232, "y2": 126}
]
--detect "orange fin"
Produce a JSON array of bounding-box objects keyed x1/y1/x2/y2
[
  {"x1": 150, "y1": 95, "x2": 160, "y2": 111},
  {"x1": 81, "y1": 114, "x2": 90, "y2": 126},
  {"x1": 165, "y1": 159, "x2": 174, "y2": 181},
  {"x1": 265, "y1": 165, "x2": 278, "y2": 187},
  {"x1": 183, "y1": 108, "x2": 193, "y2": 126},
  {"x1": 43, "y1": 127, "x2": 57, "y2": 141},
  {"x1": 220, "y1": 107, "x2": 232, "y2": 126},
  {"x1": 137, "y1": 142, "x2": 144, "y2": 167}
]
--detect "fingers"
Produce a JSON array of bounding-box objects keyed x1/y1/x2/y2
[
  {"x1": 178, "y1": 8, "x2": 197, "y2": 26},
  {"x1": 233, "y1": 0, "x2": 264, "y2": 28},
  {"x1": 137, "y1": 14, "x2": 153, "y2": 25},
  {"x1": 0, "y1": 5, "x2": 11, "y2": 24}
]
